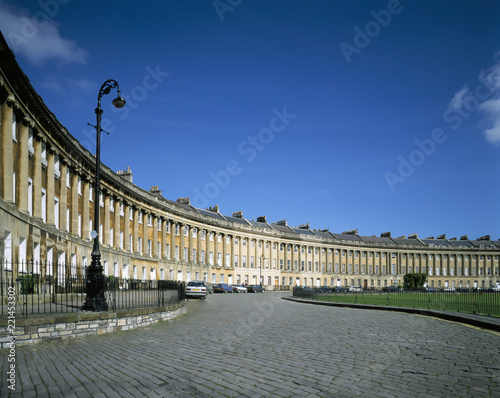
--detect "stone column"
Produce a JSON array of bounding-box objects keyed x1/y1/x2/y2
[
  {"x1": 133, "y1": 207, "x2": 140, "y2": 254},
  {"x1": 161, "y1": 218, "x2": 167, "y2": 259},
  {"x1": 197, "y1": 229, "x2": 203, "y2": 265},
  {"x1": 221, "y1": 233, "x2": 226, "y2": 266},
  {"x1": 18, "y1": 116, "x2": 33, "y2": 213},
  {"x1": 82, "y1": 177, "x2": 90, "y2": 240},
  {"x1": 179, "y1": 224, "x2": 185, "y2": 262},
  {"x1": 59, "y1": 161, "x2": 68, "y2": 231},
  {"x1": 230, "y1": 235, "x2": 234, "y2": 268},
  {"x1": 153, "y1": 214, "x2": 158, "y2": 257},
  {"x1": 124, "y1": 202, "x2": 131, "y2": 252},
  {"x1": 143, "y1": 211, "x2": 149, "y2": 256},
  {"x1": 46, "y1": 148, "x2": 55, "y2": 225},
  {"x1": 1, "y1": 96, "x2": 15, "y2": 203},
  {"x1": 71, "y1": 170, "x2": 79, "y2": 235},
  {"x1": 188, "y1": 225, "x2": 193, "y2": 262},
  {"x1": 32, "y1": 136, "x2": 43, "y2": 219},
  {"x1": 103, "y1": 192, "x2": 110, "y2": 246},
  {"x1": 114, "y1": 198, "x2": 120, "y2": 249},
  {"x1": 170, "y1": 221, "x2": 176, "y2": 260}
]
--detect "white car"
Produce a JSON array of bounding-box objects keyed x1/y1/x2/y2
[
  {"x1": 443, "y1": 286, "x2": 456, "y2": 292},
  {"x1": 492, "y1": 284, "x2": 500, "y2": 291},
  {"x1": 231, "y1": 284, "x2": 248, "y2": 293},
  {"x1": 185, "y1": 281, "x2": 207, "y2": 299},
  {"x1": 349, "y1": 286, "x2": 363, "y2": 292}
]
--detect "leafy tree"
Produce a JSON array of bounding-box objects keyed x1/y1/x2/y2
[{"x1": 404, "y1": 273, "x2": 427, "y2": 290}]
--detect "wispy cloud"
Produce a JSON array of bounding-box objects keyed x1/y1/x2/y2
[
  {"x1": 448, "y1": 86, "x2": 469, "y2": 112},
  {"x1": 41, "y1": 75, "x2": 96, "y2": 93},
  {"x1": 446, "y1": 56, "x2": 500, "y2": 144},
  {"x1": 0, "y1": 3, "x2": 89, "y2": 66}
]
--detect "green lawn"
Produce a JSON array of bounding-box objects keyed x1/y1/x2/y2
[{"x1": 308, "y1": 292, "x2": 500, "y2": 316}]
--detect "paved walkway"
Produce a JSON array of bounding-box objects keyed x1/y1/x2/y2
[{"x1": 1, "y1": 292, "x2": 499, "y2": 397}]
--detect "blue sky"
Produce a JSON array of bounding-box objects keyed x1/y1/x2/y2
[{"x1": 1, "y1": 0, "x2": 499, "y2": 240}]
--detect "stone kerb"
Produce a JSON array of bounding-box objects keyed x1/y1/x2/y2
[{"x1": 0, "y1": 302, "x2": 187, "y2": 348}]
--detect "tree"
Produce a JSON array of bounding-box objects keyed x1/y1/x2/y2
[{"x1": 404, "y1": 273, "x2": 427, "y2": 290}]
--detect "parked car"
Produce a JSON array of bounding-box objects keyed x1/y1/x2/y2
[
  {"x1": 425, "y1": 286, "x2": 439, "y2": 292},
  {"x1": 333, "y1": 286, "x2": 346, "y2": 293},
  {"x1": 204, "y1": 281, "x2": 213, "y2": 294},
  {"x1": 492, "y1": 284, "x2": 500, "y2": 292},
  {"x1": 317, "y1": 286, "x2": 332, "y2": 292},
  {"x1": 349, "y1": 286, "x2": 363, "y2": 292},
  {"x1": 382, "y1": 286, "x2": 398, "y2": 293},
  {"x1": 185, "y1": 281, "x2": 207, "y2": 299},
  {"x1": 443, "y1": 286, "x2": 456, "y2": 292},
  {"x1": 247, "y1": 285, "x2": 265, "y2": 293},
  {"x1": 456, "y1": 287, "x2": 471, "y2": 293},
  {"x1": 213, "y1": 283, "x2": 233, "y2": 293},
  {"x1": 232, "y1": 284, "x2": 248, "y2": 293}
]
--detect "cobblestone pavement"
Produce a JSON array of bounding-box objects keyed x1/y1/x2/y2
[{"x1": 2, "y1": 292, "x2": 500, "y2": 397}]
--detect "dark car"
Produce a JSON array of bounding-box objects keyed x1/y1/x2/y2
[
  {"x1": 247, "y1": 285, "x2": 265, "y2": 293},
  {"x1": 333, "y1": 286, "x2": 346, "y2": 293},
  {"x1": 425, "y1": 286, "x2": 439, "y2": 292},
  {"x1": 382, "y1": 286, "x2": 398, "y2": 293},
  {"x1": 317, "y1": 286, "x2": 332, "y2": 292},
  {"x1": 213, "y1": 283, "x2": 232, "y2": 293}
]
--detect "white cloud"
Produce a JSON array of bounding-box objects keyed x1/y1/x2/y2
[
  {"x1": 477, "y1": 61, "x2": 500, "y2": 144},
  {"x1": 0, "y1": 4, "x2": 88, "y2": 66},
  {"x1": 479, "y1": 97, "x2": 500, "y2": 144},
  {"x1": 448, "y1": 85, "x2": 469, "y2": 111},
  {"x1": 41, "y1": 75, "x2": 96, "y2": 94}
]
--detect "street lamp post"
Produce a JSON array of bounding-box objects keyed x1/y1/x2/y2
[{"x1": 82, "y1": 79, "x2": 125, "y2": 311}]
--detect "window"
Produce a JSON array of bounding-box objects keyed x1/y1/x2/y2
[
  {"x1": 148, "y1": 239, "x2": 152, "y2": 257},
  {"x1": 18, "y1": 237, "x2": 26, "y2": 273},
  {"x1": 138, "y1": 211, "x2": 142, "y2": 224},
  {"x1": 54, "y1": 197, "x2": 60, "y2": 229},
  {"x1": 89, "y1": 186, "x2": 93, "y2": 202},
  {"x1": 46, "y1": 247, "x2": 53, "y2": 275},
  {"x1": 12, "y1": 112, "x2": 17, "y2": 141},
  {"x1": 120, "y1": 231, "x2": 124, "y2": 249},
  {"x1": 184, "y1": 226, "x2": 188, "y2": 236},
  {"x1": 54, "y1": 155, "x2": 60, "y2": 178},
  {"x1": 28, "y1": 178, "x2": 33, "y2": 216},
  {"x1": 41, "y1": 189, "x2": 47, "y2": 222},
  {"x1": 110, "y1": 197, "x2": 114, "y2": 212},
  {"x1": 110, "y1": 228, "x2": 114, "y2": 247},
  {"x1": 41, "y1": 142, "x2": 47, "y2": 167},
  {"x1": 120, "y1": 202, "x2": 124, "y2": 216},
  {"x1": 33, "y1": 243, "x2": 41, "y2": 274},
  {"x1": 129, "y1": 208, "x2": 133, "y2": 220},
  {"x1": 148, "y1": 214, "x2": 153, "y2": 227},
  {"x1": 28, "y1": 128, "x2": 34, "y2": 155}
]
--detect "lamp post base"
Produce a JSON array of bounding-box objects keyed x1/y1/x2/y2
[{"x1": 82, "y1": 255, "x2": 108, "y2": 312}]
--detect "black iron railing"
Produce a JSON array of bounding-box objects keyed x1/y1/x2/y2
[
  {"x1": 293, "y1": 287, "x2": 500, "y2": 316},
  {"x1": 0, "y1": 261, "x2": 185, "y2": 318}
]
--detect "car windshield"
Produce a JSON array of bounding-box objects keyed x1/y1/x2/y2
[{"x1": 188, "y1": 281, "x2": 204, "y2": 287}]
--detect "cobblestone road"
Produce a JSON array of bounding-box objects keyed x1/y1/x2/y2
[{"x1": 1, "y1": 292, "x2": 499, "y2": 397}]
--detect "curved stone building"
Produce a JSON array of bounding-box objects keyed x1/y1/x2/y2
[{"x1": 1, "y1": 32, "x2": 499, "y2": 291}]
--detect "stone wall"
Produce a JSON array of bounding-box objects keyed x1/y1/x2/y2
[{"x1": 0, "y1": 302, "x2": 187, "y2": 348}]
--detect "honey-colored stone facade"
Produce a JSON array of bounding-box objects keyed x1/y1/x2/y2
[{"x1": 0, "y1": 32, "x2": 499, "y2": 291}]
